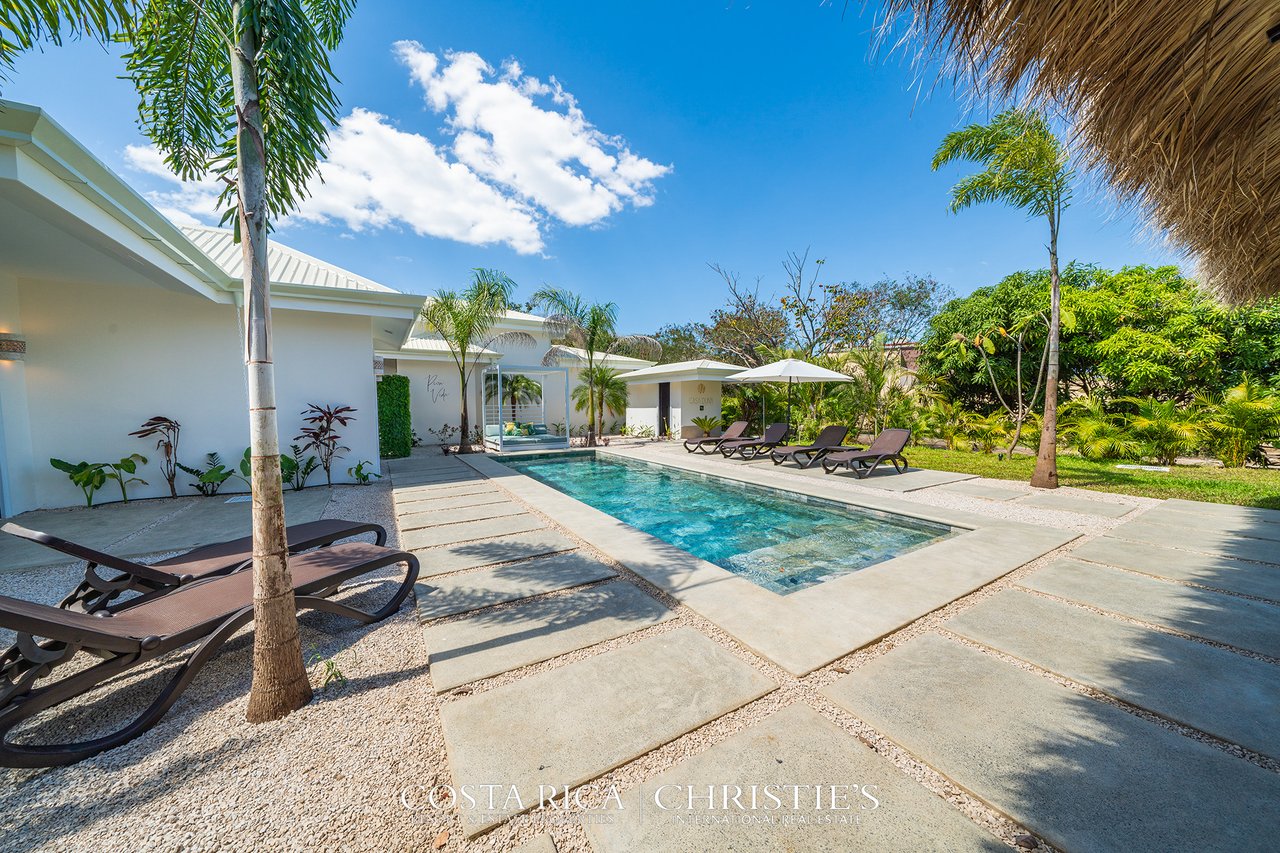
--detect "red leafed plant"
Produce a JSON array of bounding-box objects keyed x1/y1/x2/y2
[
  {"x1": 296, "y1": 404, "x2": 356, "y2": 487},
  {"x1": 130, "y1": 416, "x2": 181, "y2": 497}
]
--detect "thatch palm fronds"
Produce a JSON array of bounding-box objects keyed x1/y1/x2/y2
[
  {"x1": 422, "y1": 270, "x2": 536, "y2": 453},
  {"x1": 934, "y1": 108, "x2": 1071, "y2": 488},
  {"x1": 534, "y1": 287, "x2": 659, "y2": 446},
  {"x1": 885, "y1": 0, "x2": 1280, "y2": 302}
]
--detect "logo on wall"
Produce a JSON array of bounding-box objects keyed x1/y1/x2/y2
[
  {"x1": 426, "y1": 374, "x2": 449, "y2": 404},
  {"x1": 697, "y1": 383, "x2": 706, "y2": 394}
]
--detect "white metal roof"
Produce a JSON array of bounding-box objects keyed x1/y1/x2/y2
[
  {"x1": 616, "y1": 358, "x2": 747, "y2": 383},
  {"x1": 551, "y1": 345, "x2": 655, "y2": 367},
  {"x1": 399, "y1": 336, "x2": 499, "y2": 357},
  {"x1": 181, "y1": 225, "x2": 399, "y2": 294}
]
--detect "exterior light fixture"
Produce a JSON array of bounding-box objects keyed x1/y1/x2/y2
[{"x1": 0, "y1": 333, "x2": 25, "y2": 361}]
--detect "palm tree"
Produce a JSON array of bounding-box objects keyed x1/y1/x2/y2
[
  {"x1": 835, "y1": 338, "x2": 913, "y2": 436},
  {"x1": 533, "y1": 288, "x2": 659, "y2": 446},
  {"x1": 422, "y1": 270, "x2": 536, "y2": 453},
  {"x1": 933, "y1": 109, "x2": 1073, "y2": 489},
  {"x1": 484, "y1": 372, "x2": 543, "y2": 423},
  {"x1": 571, "y1": 365, "x2": 628, "y2": 437},
  {"x1": 5, "y1": 0, "x2": 359, "y2": 722}
]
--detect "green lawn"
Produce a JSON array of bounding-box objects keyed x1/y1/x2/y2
[{"x1": 906, "y1": 446, "x2": 1280, "y2": 509}]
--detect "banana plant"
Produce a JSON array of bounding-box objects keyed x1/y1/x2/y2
[
  {"x1": 49, "y1": 459, "x2": 108, "y2": 507},
  {"x1": 104, "y1": 453, "x2": 149, "y2": 502}
]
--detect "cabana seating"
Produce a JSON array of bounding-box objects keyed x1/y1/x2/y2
[
  {"x1": 821, "y1": 428, "x2": 912, "y2": 478},
  {"x1": 683, "y1": 420, "x2": 750, "y2": 454},
  {"x1": 769, "y1": 425, "x2": 850, "y2": 468},
  {"x1": 0, "y1": 541, "x2": 419, "y2": 768},
  {"x1": 2, "y1": 520, "x2": 386, "y2": 614}
]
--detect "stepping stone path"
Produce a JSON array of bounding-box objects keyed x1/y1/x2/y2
[
  {"x1": 417, "y1": 530, "x2": 579, "y2": 577},
  {"x1": 440, "y1": 628, "x2": 775, "y2": 835},
  {"x1": 423, "y1": 581, "x2": 673, "y2": 690},
  {"x1": 824, "y1": 634, "x2": 1280, "y2": 853},
  {"x1": 949, "y1": 590, "x2": 1280, "y2": 758},
  {"x1": 1021, "y1": 558, "x2": 1280, "y2": 657},
  {"x1": 587, "y1": 703, "x2": 1003, "y2": 852},
  {"x1": 1015, "y1": 490, "x2": 1135, "y2": 517},
  {"x1": 935, "y1": 480, "x2": 1025, "y2": 501},
  {"x1": 1072, "y1": 536, "x2": 1280, "y2": 602},
  {"x1": 414, "y1": 552, "x2": 616, "y2": 620}
]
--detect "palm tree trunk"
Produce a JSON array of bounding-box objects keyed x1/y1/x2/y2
[
  {"x1": 232, "y1": 10, "x2": 312, "y2": 723},
  {"x1": 1031, "y1": 215, "x2": 1061, "y2": 489},
  {"x1": 586, "y1": 359, "x2": 597, "y2": 447},
  {"x1": 458, "y1": 365, "x2": 471, "y2": 453}
]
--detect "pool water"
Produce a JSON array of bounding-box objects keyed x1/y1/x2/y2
[{"x1": 503, "y1": 453, "x2": 954, "y2": 595}]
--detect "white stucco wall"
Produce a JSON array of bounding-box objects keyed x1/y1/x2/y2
[
  {"x1": 11, "y1": 277, "x2": 379, "y2": 510},
  {"x1": 623, "y1": 379, "x2": 723, "y2": 439}
]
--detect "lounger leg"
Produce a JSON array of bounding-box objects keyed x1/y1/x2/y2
[
  {"x1": 296, "y1": 554, "x2": 420, "y2": 626},
  {"x1": 0, "y1": 608, "x2": 254, "y2": 769}
]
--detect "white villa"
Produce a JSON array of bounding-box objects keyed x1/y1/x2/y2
[{"x1": 0, "y1": 101, "x2": 679, "y2": 515}]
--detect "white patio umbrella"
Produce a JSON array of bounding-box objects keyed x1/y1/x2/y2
[{"x1": 726, "y1": 358, "x2": 852, "y2": 433}]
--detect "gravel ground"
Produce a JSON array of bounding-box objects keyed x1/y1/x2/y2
[{"x1": 1, "y1": 448, "x2": 1222, "y2": 853}]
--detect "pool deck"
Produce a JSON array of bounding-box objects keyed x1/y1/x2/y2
[{"x1": 391, "y1": 442, "x2": 1280, "y2": 849}]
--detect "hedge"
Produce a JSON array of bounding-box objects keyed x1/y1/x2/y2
[{"x1": 376, "y1": 374, "x2": 412, "y2": 458}]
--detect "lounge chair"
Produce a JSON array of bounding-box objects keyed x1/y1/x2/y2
[
  {"x1": 769, "y1": 425, "x2": 851, "y2": 468},
  {"x1": 0, "y1": 541, "x2": 419, "y2": 767},
  {"x1": 821, "y1": 428, "x2": 912, "y2": 478},
  {"x1": 2, "y1": 520, "x2": 387, "y2": 614},
  {"x1": 683, "y1": 420, "x2": 750, "y2": 454},
  {"x1": 719, "y1": 423, "x2": 790, "y2": 460}
]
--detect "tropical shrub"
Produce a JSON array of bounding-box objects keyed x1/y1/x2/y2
[
  {"x1": 690, "y1": 416, "x2": 720, "y2": 437},
  {"x1": 178, "y1": 453, "x2": 237, "y2": 497},
  {"x1": 281, "y1": 445, "x2": 320, "y2": 491},
  {"x1": 104, "y1": 454, "x2": 148, "y2": 502},
  {"x1": 965, "y1": 412, "x2": 1012, "y2": 454},
  {"x1": 297, "y1": 404, "x2": 356, "y2": 487},
  {"x1": 1123, "y1": 397, "x2": 1205, "y2": 466},
  {"x1": 1059, "y1": 397, "x2": 1141, "y2": 461},
  {"x1": 1199, "y1": 378, "x2": 1280, "y2": 468},
  {"x1": 130, "y1": 416, "x2": 181, "y2": 497},
  {"x1": 376, "y1": 375, "x2": 411, "y2": 459},
  {"x1": 49, "y1": 459, "x2": 108, "y2": 507},
  {"x1": 347, "y1": 461, "x2": 382, "y2": 484}
]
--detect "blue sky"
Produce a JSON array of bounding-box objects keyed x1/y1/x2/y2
[{"x1": 5, "y1": 1, "x2": 1182, "y2": 333}]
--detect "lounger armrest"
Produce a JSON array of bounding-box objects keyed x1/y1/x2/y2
[{"x1": 1, "y1": 523, "x2": 182, "y2": 586}]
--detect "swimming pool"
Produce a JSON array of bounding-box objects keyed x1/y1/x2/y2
[{"x1": 502, "y1": 452, "x2": 954, "y2": 595}]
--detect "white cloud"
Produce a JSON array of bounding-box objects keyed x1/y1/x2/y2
[
  {"x1": 395, "y1": 42, "x2": 670, "y2": 227},
  {"x1": 122, "y1": 145, "x2": 223, "y2": 227},
  {"x1": 122, "y1": 44, "x2": 669, "y2": 255}
]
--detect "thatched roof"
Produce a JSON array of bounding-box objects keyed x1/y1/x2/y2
[{"x1": 884, "y1": 1, "x2": 1280, "y2": 302}]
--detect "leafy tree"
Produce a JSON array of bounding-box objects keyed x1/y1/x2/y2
[
  {"x1": 422, "y1": 270, "x2": 535, "y2": 453},
  {"x1": 833, "y1": 339, "x2": 913, "y2": 435},
  {"x1": 934, "y1": 108, "x2": 1073, "y2": 489},
  {"x1": 704, "y1": 265, "x2": 789, "y2": 367},
  {"x1": 647, "y1": 322, "x2": 710, "y2": 363},
  {"x1": 533, "y1": 288, "x2": 659, "y2": 446}
]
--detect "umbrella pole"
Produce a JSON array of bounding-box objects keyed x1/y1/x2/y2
[{"x1": 786, "y1": 378, "x2": 793, "y2": 435}]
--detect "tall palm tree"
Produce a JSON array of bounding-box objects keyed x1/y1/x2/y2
[
  {"x1": 571, "y1": 365, "x2": 628, "y2": 437},
  {"x1": 422, "y1": 270, "x2": 535, "y2": 453},
  {"x1": 4, "y1": 0, "x2": 359, "y2": 722},
  {"x1": 484, "y1": 372, "x2": 544, "y2": 423},
  {"x1": 933, "y1": 108, "x2": 1073, "y2": 489},
  {"x1": 533, "y1": 288, "x2": 659, "y2": 446}
]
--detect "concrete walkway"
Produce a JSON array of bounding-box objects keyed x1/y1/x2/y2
[{"x1": 388, "y1": 447, "x2": 1280, "y2": 851}]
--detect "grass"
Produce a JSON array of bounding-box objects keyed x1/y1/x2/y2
[{"x1": 907, "y1": 446, "x2": 1280, "y2": 509}]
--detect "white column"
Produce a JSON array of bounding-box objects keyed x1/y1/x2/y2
[{"x1": 0, "y1": 272, "x2": 35, "y2": 515}]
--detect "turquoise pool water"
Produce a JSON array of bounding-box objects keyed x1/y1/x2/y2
[{"x1": 503, "y1": 453, "x2": 954, "y2": 595}]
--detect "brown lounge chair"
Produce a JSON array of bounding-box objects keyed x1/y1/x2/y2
[
  {"x1": 821, "y1": 428, "x2": 912, "y2": 478},
  {"x1": 2, "y1": 519, "x2": 386, "y2": 614},
  {"x1": 683, "y1": 420, "x2": 750, "y2": 454},
  {"x1": 770, "y1": 425, "x2": 851, "y2": 469},
  {"x1": 719, "y1": 423, "x2": 790, "y2": 460},
  {"x1": 0, "y1": 541, "x2": 419, "y2": 768}
]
